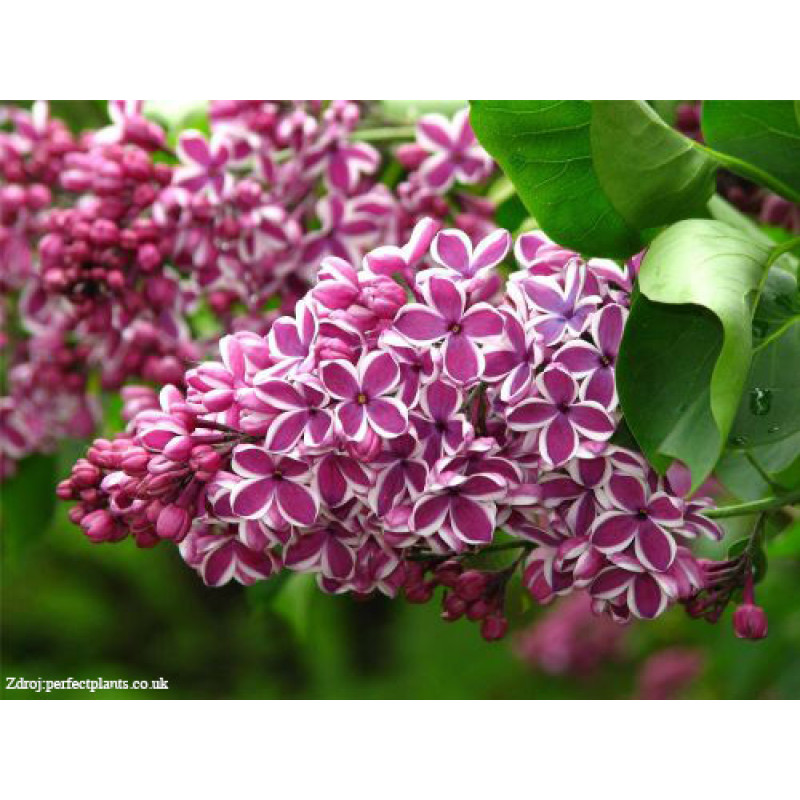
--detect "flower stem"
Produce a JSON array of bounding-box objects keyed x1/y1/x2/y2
[
  {"x1": 351, "y1": 126, "x2": 416, "y2": 143},
  {"x1": 744, "y1": 450, "x2": 782, "y2": 491},
  {"x1": 704, "y1": 490, "x2": 800, "y2": 519}
]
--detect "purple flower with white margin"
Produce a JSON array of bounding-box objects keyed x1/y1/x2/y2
[
  {"x1": 521, "y1": 261, "x2": 599, "y2": 346},
  {"x1": 320, "y1": 351, "x2": 408, "y2": 440},
  {"x1": 410, "y1": 470, "x2": 506, "y2": 547},
  {"x1": 302, "y1": 134, "x2": 380, "y2": 195},
  {"x1": 254, "y1": 377, "x2": 333, "y2": 452},
  {"x1": 554, "y1": 303, "x2": 626, "y2": 409},
  {"x1": 284, "y1": 521, "x2": 363, "y2": 581},
  {"x1": 230, "y1": 445, "x2": 318, "y2": 527},
  {"x1": 174, "y1": 130, "x2": 232, "y2": 197},
  {"x1": 363, "y1": 217, "x2": 440, "y2": 283},
  {"x1": 263, "y1": 299, "x2": 317, "y2": 378},
  {"x1": 410, "y1": 380, "x2": 471, "y2": 466},
  {"x1": 412, "y1": 109, "x2": 493, "y2": 192},
  {"x1": 538, "y1": 455, "x2": 612, "y2": 537},
  {"x1": 430, "y1": 228, "x2": 511, "y2": 280},
  {"x1": 506, "y1": 365, "x2": 615, "y2": 468},
  {"x1": 300, "y1": 194, "x2": 379, "y2": 268},
  {"x1": 483, "y1": 306, "x2": 544, "y2": 404},
  {"x1": 379, "y1": 329, "x2": 440, "y2": 408},
  {"x1": 369, "y1": 434, "x2": 429, "y2": 516},
  {"x1": 313, "y1": 452, "x2": 371, "y2": 508},
  {"x1": 590, "y1": 565, "x2": 676, "y2": 621},
  {"x1": 393, "y1": 275, "x2": 503, "y2": 384},
  {"x1": 590, "y1": 473, "x2": 684, "y2": 573},
  {"x1": 180, "y1": 526, "x2": 279, "y2": 587},
  {"x1": 94, "y1": 100, "x2": 166, "y2": 150}
]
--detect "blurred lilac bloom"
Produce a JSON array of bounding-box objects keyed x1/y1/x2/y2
[
  {"x1": 302, "y1": 133, "x2": 380, "y2": 195},
  {"x1": 174, "y1": 130, "x2": 233, "y2": 197},
  {"x1": 411, "y1": 109, "x2": 494, "y2": 192},
  {"x1": 300, "y1": 193, "x2": 380, "y2": 268},
  {"x1": 506, "y1": 365, "x2": 615, "y2": 467}
]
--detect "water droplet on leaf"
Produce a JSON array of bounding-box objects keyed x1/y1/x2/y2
[
  {"x1": 749, "y1": 388, "x2": 772, "y2": 416},
  {"x1": 768, "y1": 424, "x2": 780, "y2": 434}
]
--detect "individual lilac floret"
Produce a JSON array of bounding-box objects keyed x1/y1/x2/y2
[
  {"x1": 393, "y1": 274, "x2": 503, "y2": 384},
  {"x1": 506, "y1": 365, "x2": 615, "y2": 467},
  {"x1": 230, "y1": 445, "x2": 319, "y2": 527},
  {"x1": 397, "y1": 109, "x2": 494, "y2": 192},
  {"x1": 321, "y1": 351, "x2": 408, "y2": 440}
]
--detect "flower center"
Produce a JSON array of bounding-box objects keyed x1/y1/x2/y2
[
  {"x1": 557, "y1": 402, "x2": 570, "y2": 414},
  {"x1": 449, "y1": 323, "x2": 462, "y2": 334},
  {"x1": 356, "y1": 393, "x2": 368, "y2": 405},
  {"x1": 636, "y1": 508, "x2": 648, "y2": 519},
  {"x1": 599, "y1": 354, "x2": 612, "y2": 367},
  {"x1": 273, "y1": 470, "x2": 284, "y2": 481}
]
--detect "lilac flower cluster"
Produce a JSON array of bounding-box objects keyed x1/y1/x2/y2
[
  {"x1": 2, "y1": 100, "x2": 498, "y2": 477},
  {"x1": 59, "y1": 218, "x2": 725, "y2": 637}
]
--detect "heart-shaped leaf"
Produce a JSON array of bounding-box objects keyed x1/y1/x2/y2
[
  {"x1": 702, "y1": 101, "x2": 800, "y2": 203},
  {"x1": 469, "y1": 100, "x2": 716, "y2": 258},
  {"x1": 617, "y1": 219, "x2": 774, "y2": 490}
]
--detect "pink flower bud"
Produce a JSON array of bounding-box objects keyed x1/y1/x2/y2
[
  {"x1": 442, "y1": 593, "x2": 467, "y2": 621},
  {"x1": 480, "y1": 616, "x2": 509, "y2": 641},
  {"x1": 81, "y1": 509, "x2": 116, "y2": 543},
  {"x1": 163, "y1": 435, "x2": 194, "y2": 462},
  {"x1": 156, "y1": 504, "x2": 191, "y2": 541},
  {"x1": 456, "y1": 570, "x2": 488, "y2": 602},
  {"x1": 733, "y1": 603, "x2": 768, "y2": 640}
]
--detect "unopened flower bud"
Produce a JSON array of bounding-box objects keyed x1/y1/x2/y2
[
  {"x1": 156, "y1": 504, "x2": 191, "y2": 541},
  {"x1": 733, "y1": 603, "x2": 768, "y2": 640},
  {"x1": 480, "y1": 616, "x2": 509, "y2": 641}
]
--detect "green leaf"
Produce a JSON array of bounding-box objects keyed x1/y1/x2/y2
[
  {"x1": 728, "y1": 316, "x2": 800, "y2": 451},
  {"x1": 701, "y1": 101, "x2": 800, "y2": 203},
  {"x1": 618, "y1": 297, "x2": 722, "y2": 481},
  {"x1": 469, "y1": 100, "x2": 715, "y2": 258},
  {"x1": 0, "y1": 453, "x2": 58, "y2": 559},
  {"x1": 768, "y1": 519, "x2": 800, "y2": 558},
  {"x1": 617, "y1": 219, "x2": 774, "y2": 490},
  {"x1": 707, "y1": 195, "x2": 799, "y2": 276}
]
